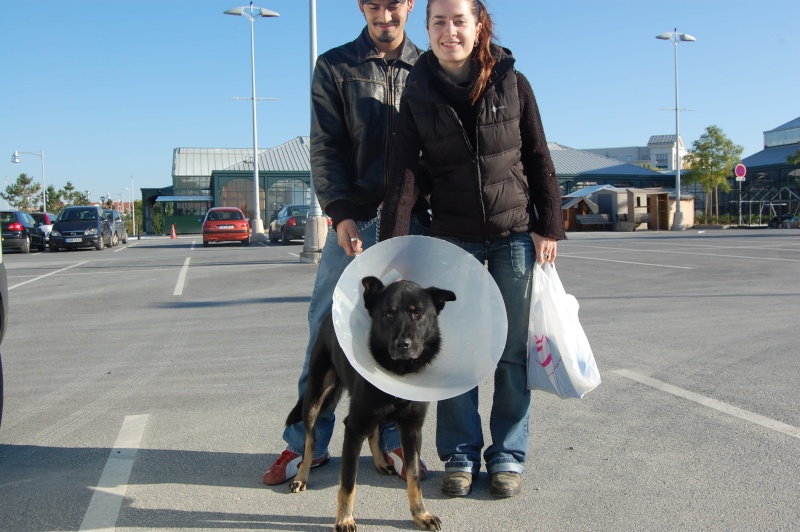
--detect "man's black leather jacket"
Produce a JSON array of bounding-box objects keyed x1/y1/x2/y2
[{"x1": 310, "y1": 27, "x2": 422, "y2": 227}]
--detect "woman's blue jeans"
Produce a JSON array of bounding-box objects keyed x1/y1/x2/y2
[
  {"x1": 282, "y1": 216, "x2": 428, "y2": 458},
  {"x1": 435, "y1": 233, "x2": 534, "y2": 475}
]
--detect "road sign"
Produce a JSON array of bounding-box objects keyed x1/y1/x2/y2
[{"x1": 735, "y1": 163, "x2": 746, "y2": 182}]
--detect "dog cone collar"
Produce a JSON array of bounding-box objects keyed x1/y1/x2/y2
[{"x1": 333, "y1": 235, "x2": 508, "y2": 401}]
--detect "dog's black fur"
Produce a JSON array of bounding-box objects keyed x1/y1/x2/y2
[{"x1": 285, "y1": 276, "x2": 456, "y2": 532}]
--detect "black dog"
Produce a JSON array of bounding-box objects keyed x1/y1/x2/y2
[{"x1": 286, "y1": 276, "x2": 456, "y2": 531}]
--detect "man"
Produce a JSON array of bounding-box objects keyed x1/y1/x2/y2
[{"x1": 263, "y1": 0, "x2": 431, "y2": 485}]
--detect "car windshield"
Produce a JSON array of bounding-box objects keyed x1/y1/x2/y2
[
  {"x1": 62, "y1": 209, "x2": 97, "y2": 221},
  {"x1": 0, "y1": 212, "x2": 15, "y2": 223},
  {"x1": 290, "y1": 207, "x2": 309, "y2": 217},
  {"x1": 208, "y1": 210, "x2": 243, "y2": 221}
]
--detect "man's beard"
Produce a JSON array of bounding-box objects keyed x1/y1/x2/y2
[{"x1": 375, "y1": 24, "x2": 399, "y2": 43}]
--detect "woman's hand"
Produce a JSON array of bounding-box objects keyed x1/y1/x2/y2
[
  {"x1": 337, "y1": 219, "x2": 362, "y2": 256},
  {"x1": 530, "y1": 231, "x2": 557, "y2": 265}
]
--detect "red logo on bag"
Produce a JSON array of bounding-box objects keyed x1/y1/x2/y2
[{"x1": 535, "y1": 335, "x2": 553, "y2": 368}]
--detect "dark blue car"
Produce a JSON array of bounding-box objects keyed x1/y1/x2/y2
[{"x1": 49, "y1": 206, "x2": 113, "y2": 251}]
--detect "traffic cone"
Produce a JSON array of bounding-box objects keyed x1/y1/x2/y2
[{"x1": 170, "y1": 224, "x2": 176, "y2": 239}]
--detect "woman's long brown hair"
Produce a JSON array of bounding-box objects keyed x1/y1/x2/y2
[{"x1": 426, "y1": 0, "x2": 497, "y2": 105}]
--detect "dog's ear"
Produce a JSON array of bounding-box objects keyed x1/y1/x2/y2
[
  {"x1": 362, "y1": 276, "x2": 385, "y2": 312},
  {"x1": 426, "y1": 287, "x2": 456, "y2": 314}
]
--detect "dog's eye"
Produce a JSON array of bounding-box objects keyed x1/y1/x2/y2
[{"x1": 383, "y1": 312, "x2": 394, "y2": 320}]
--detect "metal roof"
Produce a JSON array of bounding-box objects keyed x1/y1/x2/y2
[
  {"x1": 765, "y1": 116, "x2": 800, "y2": 133},
  {"x1": 548, "y1": 143, "x2": 665, "y2": 177},
  {"x1": 154, "y1": 195, "x2": 213, "y2": 202},
  {"x1": 742, "y1": 143, "x2": 800, "y2": 168},
  {"x1": 647, "y1": 135, "x2": 677, "y2": 145},
  {"x1": 172, "y1": 136, "x2": 310, "y2": 177}
]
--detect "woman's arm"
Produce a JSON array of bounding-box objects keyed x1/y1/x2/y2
[{"x1": 379, "y1": 99, "x2": 426, "y2": 241}]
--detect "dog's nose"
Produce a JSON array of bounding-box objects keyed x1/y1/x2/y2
[{"x1": 395, "y1": 338, "x2": 411, "y2": 351}]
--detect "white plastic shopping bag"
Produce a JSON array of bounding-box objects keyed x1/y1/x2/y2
[{"x1": 527, "y1": 263, "x2": 601, "y2": 398}]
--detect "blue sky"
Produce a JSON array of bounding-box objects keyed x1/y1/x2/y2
[{"x1": 2, "y1": 0, "x2": 798, "y2": 202}]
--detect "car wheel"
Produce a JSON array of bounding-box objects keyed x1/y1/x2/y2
[
  {"x1": 203, "y1": 240, "x2": 209, "y2": 247},
  {"x1": 21, "y1": 236, "x2": 30, "y2": 254},
  {"x1": 95, "y1": 236, "x2": 105, "y2": 250},
  {"x1": 242, "y1": 237, "x2": 250, "y2": 246},
  {"x1": 122, "y1": 234, "x2": 128, "y2": 244},
  {"x1": 38, "y1": 238, "x2": 46, "y2": 252},
  {"x1": 281, "y1": 229, "x2": 290, "y2": 245},
  {"x1": 269, "y1": 228, "x2": 278, "y2": 243},
  {"x1": 111, "y1": 232, "x2": 119, "y2": 246},
  {"x1": 49, "y1": 244, "x2": 59, "y2": 252}
]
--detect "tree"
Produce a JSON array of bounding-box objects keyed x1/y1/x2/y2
[
  {"x1": 2, "y1": 173, "x2": 41, "y2": 211},
  {"x1": 684, "y1": 125, "x2": 743, "y2": 217},
  {"x1": 788, "y1": 150, "x2": 800, "y2": 166}
]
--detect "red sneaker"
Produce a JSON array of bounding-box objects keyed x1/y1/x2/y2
[
  {"x1": 262, "y1": 449, "x2": 330, "y2": 485},
  {"x1": 383, "y1": 448, "x2": 428, "y2": 481}
]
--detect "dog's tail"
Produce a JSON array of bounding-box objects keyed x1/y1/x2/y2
[{"x1": 285, "y1": 397, "x2": 303, "y2": 427}]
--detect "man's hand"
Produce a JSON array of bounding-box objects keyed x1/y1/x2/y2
[{"x1": 337, "y1": 219, "x2": 362, "y2": 256}]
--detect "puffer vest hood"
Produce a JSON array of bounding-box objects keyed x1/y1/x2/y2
[{"x1": 403, "y1": 46, "x2": 530, "y2": 242}]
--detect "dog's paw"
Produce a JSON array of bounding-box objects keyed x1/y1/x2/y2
[
  {"x1": 413, "y1": 512, "x2": 441, "y2": 531},
  {"x1": 374, "y1": 460, "x2": 395, "y2": 476},
  {"x1": 334, "y1": 518, "x2": 357, "y2": 532},
  {"x1": 288, "y1": 480, "x2": 307, "y2": 493}
]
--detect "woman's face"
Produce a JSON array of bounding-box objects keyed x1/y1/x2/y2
[{"x1": 427, "y1": 0, "x2": 481, "y2": 79}]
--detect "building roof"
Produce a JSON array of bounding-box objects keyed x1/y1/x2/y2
[
  {"x1": 765, "y1": 116, "x2": 800, "y2": 133},
  {"x1": 741, "y1": 143, "x2": 800, "y2": 168},
  {"x1": 548, "y1": 143, "x2": 665, "y2": 177},
  {"x1": 172, "y1": 136, "x2": 310, "y2": 177}
]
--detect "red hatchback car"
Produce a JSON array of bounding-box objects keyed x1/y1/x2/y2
[{"x1": 201, "y1": 207, "x2": 250, "y2": 246}]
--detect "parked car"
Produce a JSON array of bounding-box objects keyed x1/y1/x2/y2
[
  {"x1": 29, "y1": 212, "x2": 57, "y2": 244},
  {"x1": 201, "y1": 207, "x2": 250, "y2": 246},
  {"x1": 103, "y1": 209, "x2": 129, "y2": 246},
  {"x1": 268, "y1": 204, "x2": 311, "y2": 245},
  {"x1": 0, "y1": 237, "x2": 7, "y2": 427},
  {"x1": 1, "y1": 210, "x2": 46, "y2": 253},
  {"x1": 49, "y1": 206, "x2": 112, "y2": 251}
]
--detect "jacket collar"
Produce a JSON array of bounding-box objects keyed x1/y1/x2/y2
[{"x1": 355, "y1": 26, "x2": 420, "y2": 67}]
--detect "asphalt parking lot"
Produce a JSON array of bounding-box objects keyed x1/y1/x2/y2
[{"x1": 0, "y1": 229, "x2": 798, "y2": 531}]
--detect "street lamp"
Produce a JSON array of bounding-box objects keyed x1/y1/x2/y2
[
  {"x1": 225, "y1": 2, "x2": 280, "y2": 242},
  {"x1": 656, "y1": 29, "x2": 695, "y2": 231},
  {"x1": 11, "y1": 149, "x2": 46, "y2": 212},
  {"x1": 301, "y1": 0, "x2": 326, "y2": 263},
  {"x1": 129, "y1": 174, "x2": 136, "y2": 237}
]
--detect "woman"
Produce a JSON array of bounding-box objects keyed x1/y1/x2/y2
[{"x1": 379, "y1": 0, "x2": 566, "y2": 498}]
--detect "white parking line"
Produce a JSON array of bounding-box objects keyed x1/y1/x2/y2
[
  {"x1": 559, "y1": 254, "x2": 692, "y2": 269},
  {"x1": 614, "y1": 369, "x2": 800, "y2": 440},
  {"x1": 8, "y1": 261, "x2": 87, "y2": 290},
  {"x1": 174, "y1": 257, "x2": 191, "y2": 295},
  {"x1": 79, "y1": 414, "x2": 149, "y2": 531}
]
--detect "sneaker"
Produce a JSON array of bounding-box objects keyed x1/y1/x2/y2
[
  {"x1": 441, "y1": 471, "x2": 476, "y2": 497},
  {"x1": 383, "y1": 447, "x2": 428, "y2": 481},
  {"x1": 489, "y1": 471, "x2": 522, "y2": 498},
  {"x1": 262, "y1": 449, "x2": 330, "y2": 485}
]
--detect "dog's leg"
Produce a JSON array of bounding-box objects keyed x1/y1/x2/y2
[
  {"x1": 367, "y1": 426, "x2": 393, "y2": 475},
  {"x1": 289, "y1": 367, "x2": 339, "y2": 493},
  {"x1": 334, "y1": 421, "x2": 366, "y2": 532},
  {"x1": 398, "y1": 424, "x2": 441, "y2": 531}
]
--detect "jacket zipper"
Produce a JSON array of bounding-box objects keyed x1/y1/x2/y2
[
  {"x1": 451, "y1": 103, "x2": 490, "y2": 244},
  {"x1": 384, "y1": 62, "x2": 395, "y2": 193}
]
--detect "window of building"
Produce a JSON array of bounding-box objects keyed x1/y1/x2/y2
[
  {"x1": 655, "y1": 153, "x2": 668, "y2": 169},
  {"x1": 222, "y1": 178, "x2": 265, "y2": 221}
]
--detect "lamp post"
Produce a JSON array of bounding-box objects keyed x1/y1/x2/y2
[
  {"x1": 11, "y1": 149, "x2": 46, "y2": 212},
  {"x1": 225, "y1": 2, "x2": 280, "y2": 242},
  {"x1": 301, "y1": 0, "x2": 326, "y2": 264},
  {"x1": 656, "y1": 29, "x2": 695, "y2": 231},
  {"x1": 129, "y1": 174, "x2": 136, "y2": 237}
]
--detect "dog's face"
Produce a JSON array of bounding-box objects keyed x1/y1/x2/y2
[{"x1": 362, "y1": 276, "x2": 456, "y2": 375}]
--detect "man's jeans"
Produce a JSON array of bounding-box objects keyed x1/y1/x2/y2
[
  {"x1": 282, "y1": 216, "x2": 428, "y2": 458},
  {"x1": 434, "y1": 233, "x2": 534, "y2": 475}
]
